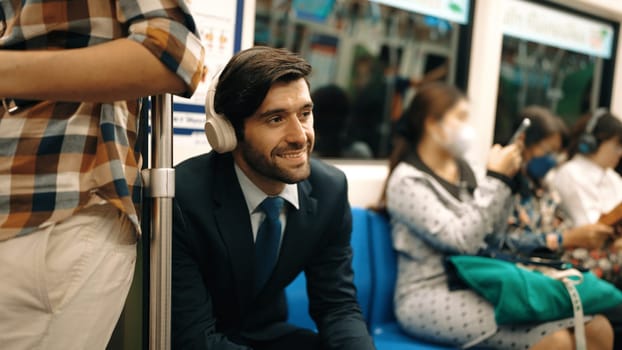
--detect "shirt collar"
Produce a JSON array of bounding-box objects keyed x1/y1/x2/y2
[{"x1": 234, "y1": 162, "x2": 300, "y2": 214}]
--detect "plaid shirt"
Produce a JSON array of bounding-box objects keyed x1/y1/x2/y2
[{"x1": 0, "y1": 0, "x2": 205, "y2": 240}]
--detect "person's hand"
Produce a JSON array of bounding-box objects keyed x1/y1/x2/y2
[
  {"x1": 613, "y1": 237, "x2": 622, "y2": 252},
  {"x1": 563, "y1": 223, "x2": 614, "y2": 250},
  {"x1": 486, "y1": 143, "x2": 522, "y2": 177}
]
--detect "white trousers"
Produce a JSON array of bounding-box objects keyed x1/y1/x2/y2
[{"x1": 0, "y1": 203, "x2": 137, "y2": 350}]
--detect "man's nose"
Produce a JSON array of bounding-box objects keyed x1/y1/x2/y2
[{"x1": 284, "y1": 116, "x2": 307, "y2": 144}]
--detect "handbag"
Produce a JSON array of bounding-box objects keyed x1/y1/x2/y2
[{"x1": 446, "y1": 254, "x2": 622, "y2": 350}]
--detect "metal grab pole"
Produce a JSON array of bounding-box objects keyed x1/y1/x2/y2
[{"x1": 147, "y1": 94, "x2": 174, "y2": 350}]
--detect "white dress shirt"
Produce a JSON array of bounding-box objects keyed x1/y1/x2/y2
[
  {"x1": 550, "y1": 155, "x2": 622, "y2": 226},
  {"x1": 234, "y1": 163, "x2": 299, "y2": 244}
]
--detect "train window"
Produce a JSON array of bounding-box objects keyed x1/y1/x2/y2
[
  {"x1": 255, "y1": 0, "x2": 473, "y2": 159},
  {"x1": 494, "y1": 0, "x2": 618, "y2": 144}
]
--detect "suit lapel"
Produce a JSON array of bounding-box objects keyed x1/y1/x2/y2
[{"x1": 212, "y1": 156, "x2": 256, "y2": 309}]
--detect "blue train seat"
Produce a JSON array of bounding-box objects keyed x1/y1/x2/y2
[
  {"x1": 366, "y1": 210, "x2": 457, "y2": 350},
  {"x1": 285, "y1": 207, "x2": 461, "y2": 349},
  {"x1": 285, "y1": 206, "x2": 373, "y2": 329}
]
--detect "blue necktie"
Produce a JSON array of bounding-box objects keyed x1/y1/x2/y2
[{"x1": 254, "y1": 196, "x2": 284, "y2": 294}]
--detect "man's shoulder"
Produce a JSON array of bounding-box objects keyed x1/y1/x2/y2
[
  {"x1": 176, "y1": 151, "x2": 233, "y2": 177},
  {"x1": 174, "y1": 151, "x2": 232, "y2": 198},
  {"x1": 308, "y1": 158, "x2": 346, "y2": 185},
  {"x1": 176, "y1": 151, "x2": 216, "y2": 172}
]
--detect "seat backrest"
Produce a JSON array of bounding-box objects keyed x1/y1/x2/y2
[
  {"x1": 285, "y1": 206, "x2": 374, "y2": 329},
  {"x1": 367, "y1": 209, "x2": 398, "y2": 328},
  {"x1": 350, "y1": 206, "x2": 373, "y2": 320}
]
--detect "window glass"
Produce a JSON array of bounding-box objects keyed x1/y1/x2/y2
[
  {"x1": 494, "y1": 0, "x2": 617, "y2": 144},
  {"x1": 255, "y1": 0, "x2": 471, "y2": 158}
]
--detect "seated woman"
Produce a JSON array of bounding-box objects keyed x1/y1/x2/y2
[
  {"x1": 502, "y1": 107, "x2": 619, "y2": 286},
  {"x1": 384, "y1": 83, "x2": 613, "y2": 349},
  {"x1": 548, "y1": 110, "x2": 622, "y2": 285}
]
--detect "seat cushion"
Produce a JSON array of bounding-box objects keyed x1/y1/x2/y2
[{"x1": 373, "y1": 323, "x2": 458, "y2": 350}]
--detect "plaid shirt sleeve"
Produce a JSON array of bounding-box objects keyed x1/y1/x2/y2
[
  {"x1": 0, "y1": 1, "x2": 205, "y2": 240},
  {"x1": 120, "y1": 0, "x2": 205, "y2": 97}
]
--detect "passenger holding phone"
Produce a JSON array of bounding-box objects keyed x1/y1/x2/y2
[
  {"x1": 500, "y1": 106, "x2": 622, "y2": 349},
  {"x1": 496, "y1": 106, "x2": 612, "y2": 254},
  {"x1": 548, "y1": 110, "x2": 622, "y2": 286},
  {"x1": 383, "y1": 84, "x2": 613, "y2": 349}
]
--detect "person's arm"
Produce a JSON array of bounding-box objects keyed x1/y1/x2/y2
[
  {"x1": 562, "y1": 223, "x2": 614, "y2": 250},
  {"x1": 387, "y1": 169, "x2": 512, "y2": 254},
  {"x1": 172, "y1": 202, "x2": 251, "y2": 350},
  {"x1": 305, "y1": 184, "x2": 375, "y2": 350},
  {"x1": 0, "y1": 39, "x2": 188, "y2": 102},
  {"x1": 1, "y1": 1, "x2": 205, "y2": 102}
]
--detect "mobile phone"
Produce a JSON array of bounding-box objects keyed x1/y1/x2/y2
[{"x1": 508, "y1": 118, "x2": 531, "y2": 145}]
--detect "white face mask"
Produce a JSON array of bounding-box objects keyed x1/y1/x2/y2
[{"x1": 437, "y1": 122, "x2": 475, "y2": 157}]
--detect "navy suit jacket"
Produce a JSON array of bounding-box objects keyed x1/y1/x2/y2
[{"x1": 172, "y1": 152, "x2": 374, "y2": 349}]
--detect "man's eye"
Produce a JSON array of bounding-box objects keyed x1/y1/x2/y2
[{"x1": 268, "y1": 115, "x2": 283, "y2": 123}]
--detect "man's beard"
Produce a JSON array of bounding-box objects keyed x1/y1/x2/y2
[{"x1": 240, "y1": 140, "x2": 312, "y2": 184}]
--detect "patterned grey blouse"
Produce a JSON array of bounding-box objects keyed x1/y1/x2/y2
[{"x1": 385, "y1": 158, "x2": 577, "y2": 349}]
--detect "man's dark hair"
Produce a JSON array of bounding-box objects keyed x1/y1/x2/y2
[{"x1": 213, "y1": 46, "x2": 312, "y2": 140}]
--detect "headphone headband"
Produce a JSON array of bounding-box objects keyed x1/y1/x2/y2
[
  {"x1": 204, "y1": 67, "x2": 237, "y2": 153},
  {"x1": 585, "y1": 107, "x2": 608, "y2": 135},
  {"x1": 206, "y1": 67, "x2": 225, "y2": 117}
]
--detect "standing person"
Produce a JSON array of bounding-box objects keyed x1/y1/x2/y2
[
  {"x1": 384, "y1": 83, "x2": 613, "y2": 349},
  {"x1": 171, "y1": 46, "x2": 375, "y2": 350},
  {"x1": 0, "y1": 1, "x2": 204, "y2": 349}
]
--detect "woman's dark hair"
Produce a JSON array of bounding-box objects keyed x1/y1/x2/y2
[
  {"x1": 213, "y1": 46, "x2": 312, "y2": 139},
  {"x1": 519, "y1": 105, "x2": 568, "y2": 148},
  {"x1": 567, "y1": 110, "x2": 622, "y2": 157},
  {"x1": 390, "y1": 82, "x2": 465, "y2": 170},
  {"x1": 375, "y1": 83, "x2": 465, "y2": 212}
]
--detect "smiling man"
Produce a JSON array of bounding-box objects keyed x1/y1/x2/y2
[{"x1": 171, "y1": 46, "x2": 375, "y2": 350}]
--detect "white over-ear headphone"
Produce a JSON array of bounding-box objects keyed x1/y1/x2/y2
[{"x1": 204, "y1": 68, "x2": 237, "y2": 153}]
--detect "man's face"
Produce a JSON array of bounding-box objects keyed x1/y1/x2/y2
[{"x1": 233, "y1": 78, "x2": 315, "y2": 195}]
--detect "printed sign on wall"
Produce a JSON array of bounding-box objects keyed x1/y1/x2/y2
[
  {"x1": 171, "y1": 0, "x2": 240, "y2": 164},
  {"x1": 503, "y1": 0, "x2": 614, "y2": 59}
]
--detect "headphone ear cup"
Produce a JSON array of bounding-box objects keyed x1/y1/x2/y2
[
  {"x1": 205, "y1": 116, "x2": 236, "y2": 153},
  {"x1": 204, "y1": 71, "x2": 237, "y2": 153},
  {"x1": 578, "y1": 108, "x2": 607, "y2": 154},
  {"x1": 578, "y1": 134, "x2": 597, "y2": 154}
]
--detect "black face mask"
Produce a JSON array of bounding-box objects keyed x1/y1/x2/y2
[{"x1": 526, "y1": 154, "x2": 557, "y2": 179}]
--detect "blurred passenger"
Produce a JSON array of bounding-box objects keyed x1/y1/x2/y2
[
  {"x1": 311, "y1": 84, "x2": 372, "y2": 158},
  {"x1": 349, "y1": 50, "x2": 388, "y2": 157},
  {"x1": 549, "y1": 110, "x2": 622, "y2": 282},
  {"x1": 384, "y1": 83, "x2": 612, "y2": 349},
  {"x1": 0, "y1": 1, "x2": 204, "y2": 349},
  {"x1": 349, "y1": 45, "x2": 448, "y2": 158},
  {"x1": 500, "y1": 106, "x2": 622, "y2": 349},
  {"x1": 503, "y1": 107, "x2": 620, "y2": 286},
  {"x1": 171, "y1": 46, "x2": 375, "y2": 350},
  {"x1": 552, "y1": 109, "x2": 622, "y2": 225}
]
